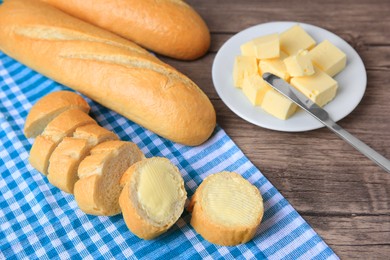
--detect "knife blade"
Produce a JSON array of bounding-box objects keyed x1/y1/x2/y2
[{"x1": 262, "y1": 72, "x2": 390, "y2": 173}]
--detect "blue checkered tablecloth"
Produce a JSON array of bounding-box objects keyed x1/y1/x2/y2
[{"x1": 0, "y1": 50, "x2": 338, "y2": 259}]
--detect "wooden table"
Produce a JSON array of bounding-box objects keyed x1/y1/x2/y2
[{"x1": 161, "y1": 0, "x2": 390, "y2": 258}]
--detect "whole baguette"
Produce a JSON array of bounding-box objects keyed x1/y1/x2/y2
[
  {"x1": 41, "y1": 0, "x2": 210, "y2": 60},
  {"x1": 0, "y1": 0, "x2": 216, "y2": 146}
]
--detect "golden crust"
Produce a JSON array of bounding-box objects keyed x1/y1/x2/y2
[
  {"x1": 28, "y1": 109, "x2": 96, "y2": 175},
  {"x1": 29, "y1": 135, "x2": 56, "y2": 175},
  {"x1": 73, "y1": 124, "x2": 118, "y2": 145},
  {"x1": 47, "y1": 125, "x2": 119, "y2": 194},
  {"x1": 24, "y1": 90, "x2": 90, "y2": 138},
  {"x1": 188, "y1": 172, "x2": 264, "y2": 246},
  {"x1": 0, "y1": 0, "x2": 215, "y2": 146},
  {"x1": 47, "y1": 137, "x2": 90, "y2": 193},
  {"x1": 42, "y1": 109, "x2": 95, "y2": 135},
  {"x1": 74, "y1": 175, "x2": 107, "y2": 215},
  {"x1": 74, "y1": 141, "x2": 144, "y2": 216},
  {"x1": 41, "y1": 0, "x2": 210, "y2": 60}
]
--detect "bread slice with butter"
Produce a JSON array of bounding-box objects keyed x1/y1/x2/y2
[
  {"x1": 47, "y1": 124, "x2": 118, "y2": 194},
  {"x1": 24, "y1": 91, "x2": 90, "y2": 138},
  {"x1": 74, "y1": 140, "x2": 144, "y2": 216},
  {"x1": 29, "y1": 109, "x2": 96, "y2": 175},
  {"x1": 119, "y1": 157, "x2": 187, "y2": 239},
  {"x1": 188, "y1": 171, "x2": 264, "y2": 246}
]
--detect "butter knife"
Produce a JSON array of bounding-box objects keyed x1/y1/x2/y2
[{"x1": 263, "y1": 72, "x2": 390, "y2": 173}]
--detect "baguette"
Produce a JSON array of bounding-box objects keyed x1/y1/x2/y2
[
  {"x1": 0, "y1": 0, "x2": 216, "y2": 146},
  {"x1": 41, "y1": 0, "x2": 210, "y2": 60},
  {"x1": 188, "y1": 172, "x2": 264, "y2": 246},
  {"x1": 119, "y1": 157, "x2": 187, "y2": 239},
  {"x1": 29, "y1": 109, "x2": 96, "y2": 175},
  {"x1": 24, "y1": 90, "x2": 90, "y2": 138},
  {"x1": 74, "y1": 140, "x2": 144, "y2": 216},
  {"x1": 47, "y1": 125, "x2": 118, "y2": 194}
]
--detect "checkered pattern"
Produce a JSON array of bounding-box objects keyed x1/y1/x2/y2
[{"x1": 0, "y1": 49, "x2": 338, "y2": 259}]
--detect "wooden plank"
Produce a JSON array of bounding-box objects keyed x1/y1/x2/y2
[
  {"x1": 305, "y1": 215, "x2": 390, "y2": 259},
  {"x1": 187, "y1": 0, "x2": 390, "y2": 45},
  {"x1": 177, "y1": 1, "x2": 390, "y2": 257}
]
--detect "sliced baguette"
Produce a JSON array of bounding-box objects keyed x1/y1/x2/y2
[
  {"x1": 24, "y1": 91, "x2": 90, "y2": 138},
  {"x1": 188, "y1": 172, "x2": 264, "y2": 246},
  {"x1": 29, "y1": 109, "x2": 96, "y2": 175},
  {"x1": 74, "y1": 140, "x2": 144, "y2": 216},
  {"x1": 119, "y1": 157, "x2": 187, "y2": 239},
  {"x1": 47, "y1": 125, "x2": 118, "y2": 193}
]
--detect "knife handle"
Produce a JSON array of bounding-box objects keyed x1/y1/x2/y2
[{"x1": 324, "y1": 119, "x2": 390, "y2": 173}]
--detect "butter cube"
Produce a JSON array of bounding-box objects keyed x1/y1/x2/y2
[
  {"x1": 252, "y1": 33, "x2": 280, "y2": 59},
  {"x1": 242, "y1": 74, "x2": 271, "y2": 105},
  {"x1": 278, "y1": 50, "x2": 289, "y2": 60},
  {"x1": 261, "y1": 90, "x2": 298, "y2": 120},
  {"x1": 233, "y1": 56, "x2": 258, "y2": 88},
  {"x1": 309, "y1": 40, "x2": 347, "y2": 77},
  {"x1": 290, "y1": 68, "x2": 338, "y2": 107},
  {"x1": 284, "y1": 50, "x2": 315, "y2": 77},
  {"x1": 280, "y1": 25, "x2": 316, "y2": 55},
  {"x1": 259, "y1": 53, "x2": 290, "y2": 82},
  {"x1": 240, "y1": 41, "x2": 257, "y2": 57}
]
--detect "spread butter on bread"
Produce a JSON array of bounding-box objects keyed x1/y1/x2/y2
[
  {"x1": 119, "y1": 157, "x2": 187, "y2": 239},
  {"x1": 188, "y1": 172, "x2": 264, "y2": 246}
]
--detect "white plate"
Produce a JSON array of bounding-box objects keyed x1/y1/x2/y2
[{"x1": 212, "y1": 21, "x2": 367, "y2": 132}]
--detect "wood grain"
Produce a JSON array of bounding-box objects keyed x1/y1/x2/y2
[{"x1": 169, "y1": 0, "x2": 390, "y2": 258}]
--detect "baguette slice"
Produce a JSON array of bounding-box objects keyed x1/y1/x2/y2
[
  {"x1": 41, "y1": 0, "x2": 210, "y2": 60},
  {"x1": 47, "y1": 125, "x2": 118, "y2": 194},
  {"x1": 188, "y1": 172, "x2": 264, "y2": 246},
  {"x1": 0, "y1": 0, "x2": 216, "y2": 146},
  {"x1": 29, "y1": 109, "x2": 96, "y2": 175},
  {"x1": 24, "y1": 90, "x2": 90, "y2": 138},
  {"x1": 119, "y1": 157, "x2": 187, "y2": 239},
  {"x1": 74, "y1": 140, "x2": 144, "y2": 216}
]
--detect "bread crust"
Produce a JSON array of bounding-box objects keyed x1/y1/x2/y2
[
  {"x1": 73, "y1": 124, "x2": 118, "y2": 146},
  {"x1": 74, "y1": 175, "x2": 104, "y2": 215},
  {"x1": 119, "y1": 157, "x2": 187, "y2": 239},
  {"x1": 188, "y1": 172, "x2": 264, "y2": 246},
  {"x1": 47, "y1": 124, "x2": 119, "y2": 193},
  {"x1": 48, "y1": 137, "x2": 90, "y2": 194},
  {"x1": 41, "y1": 0, "x2": 210, "y2": 60},
  {"x1": 29, "y1": 109, "x2": 96, "y2": 175},
  {"x1": 74, "y1": 141, "x2": 144, "y2": 216},
  {"x1": 119, "y1": 180, "x2": 169, "y2": 240},
  {"x1": 29, "y1": 135, "x2": 57, "y2": 175},
  {"x1": 24, "y1": 90, "x2": 90, "y2": 138},
  {"x1": 0, "y1": 0, "x2": 216, "y2": 146}
]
